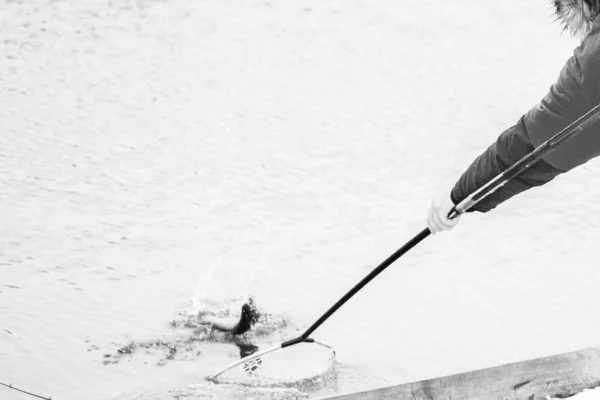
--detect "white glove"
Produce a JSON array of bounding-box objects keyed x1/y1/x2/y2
[{"x1": 427, "y1": 194, "x2": 461, "y2": 234}]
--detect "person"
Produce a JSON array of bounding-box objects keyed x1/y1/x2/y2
[{"x1": 428, "y1": 0, "x2": 600, "y2": 234}]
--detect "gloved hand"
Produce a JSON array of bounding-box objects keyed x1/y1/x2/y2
[{"x1": 427, "y1": 194, "x2": 461, "y2": 234}]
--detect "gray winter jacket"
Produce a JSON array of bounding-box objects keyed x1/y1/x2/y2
[{"x1": 451, "y1": 3, "x2": 600, "y2": 212}]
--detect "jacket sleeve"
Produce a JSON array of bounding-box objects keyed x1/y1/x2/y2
[{"x1": 450, "y1": 18, "x2": 600, "y2": 213}]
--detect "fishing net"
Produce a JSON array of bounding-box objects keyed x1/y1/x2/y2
[
  {"x1": 187, "y1": 225, "x2": 337, "y2": 391},
  {"x1": 209, "y1": 340, "x2": 337, "y2": 390}
]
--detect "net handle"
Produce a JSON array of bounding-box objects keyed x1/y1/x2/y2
[
  {"x1": 282, "y1": 102, "x2": 600, "y2": 348},
  {"x1": 208, "y1": 102, "x2": 600, "y2": 381}
]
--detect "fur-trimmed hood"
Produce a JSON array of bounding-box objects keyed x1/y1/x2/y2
[{"x1": 553, "y1": 0, "x2": 600, "y2": 38}]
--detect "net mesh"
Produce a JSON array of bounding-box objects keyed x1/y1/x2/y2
[{"x1": 211, "y1": 341, "x2": 336, "y2": 390}]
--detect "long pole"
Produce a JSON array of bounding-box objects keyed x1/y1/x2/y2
[
  {"x1": 281, "y1": 227, "x2": 430, "y2": 347},
  {"x1": 284, "y1": 102, "x2": 600, "y2": 348},
  {"x1": 209, "y1": 102, "x2": 600, "y2": 381}
]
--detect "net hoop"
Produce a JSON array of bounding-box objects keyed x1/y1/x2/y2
[
  {"x1": 208, "y1": 344, "x2": 282, "y2": 381},
  {"x1": 207, "y1": 340, "x2": 336, "y2": 389}
]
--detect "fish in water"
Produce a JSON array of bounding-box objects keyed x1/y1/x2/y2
[{"x1": 198, "y1": 303, "x2": 260, "y2": 335}]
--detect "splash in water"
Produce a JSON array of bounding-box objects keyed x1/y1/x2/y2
[{"x1": 94, "y1": 295, "x2": 288, "y2": 367}]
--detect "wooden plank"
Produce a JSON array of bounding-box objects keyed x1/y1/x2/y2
[{"x1": 322, "y1": 347, "x2": 600, "y2": 400}]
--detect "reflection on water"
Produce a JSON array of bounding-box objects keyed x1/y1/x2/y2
[{"x1": 238, "y1": 341, "x2": 260, "y2": 358}]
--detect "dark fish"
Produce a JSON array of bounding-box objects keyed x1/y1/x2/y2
[{"x1": 199, "y1": 303, "x2": 257, "y2": 335}]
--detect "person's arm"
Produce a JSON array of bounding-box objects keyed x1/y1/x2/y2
[{"x1": 450, "y1": 18, "x2": 600, "y2": 214}]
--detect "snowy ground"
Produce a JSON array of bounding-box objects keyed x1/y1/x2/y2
[{"x1": 2, "y1": 0, "x2": 600, "y2": 399}]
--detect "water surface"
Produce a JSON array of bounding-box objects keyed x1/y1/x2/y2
[{"x1": 2, "y1": 1, "x2": 599, "y2": 399}]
